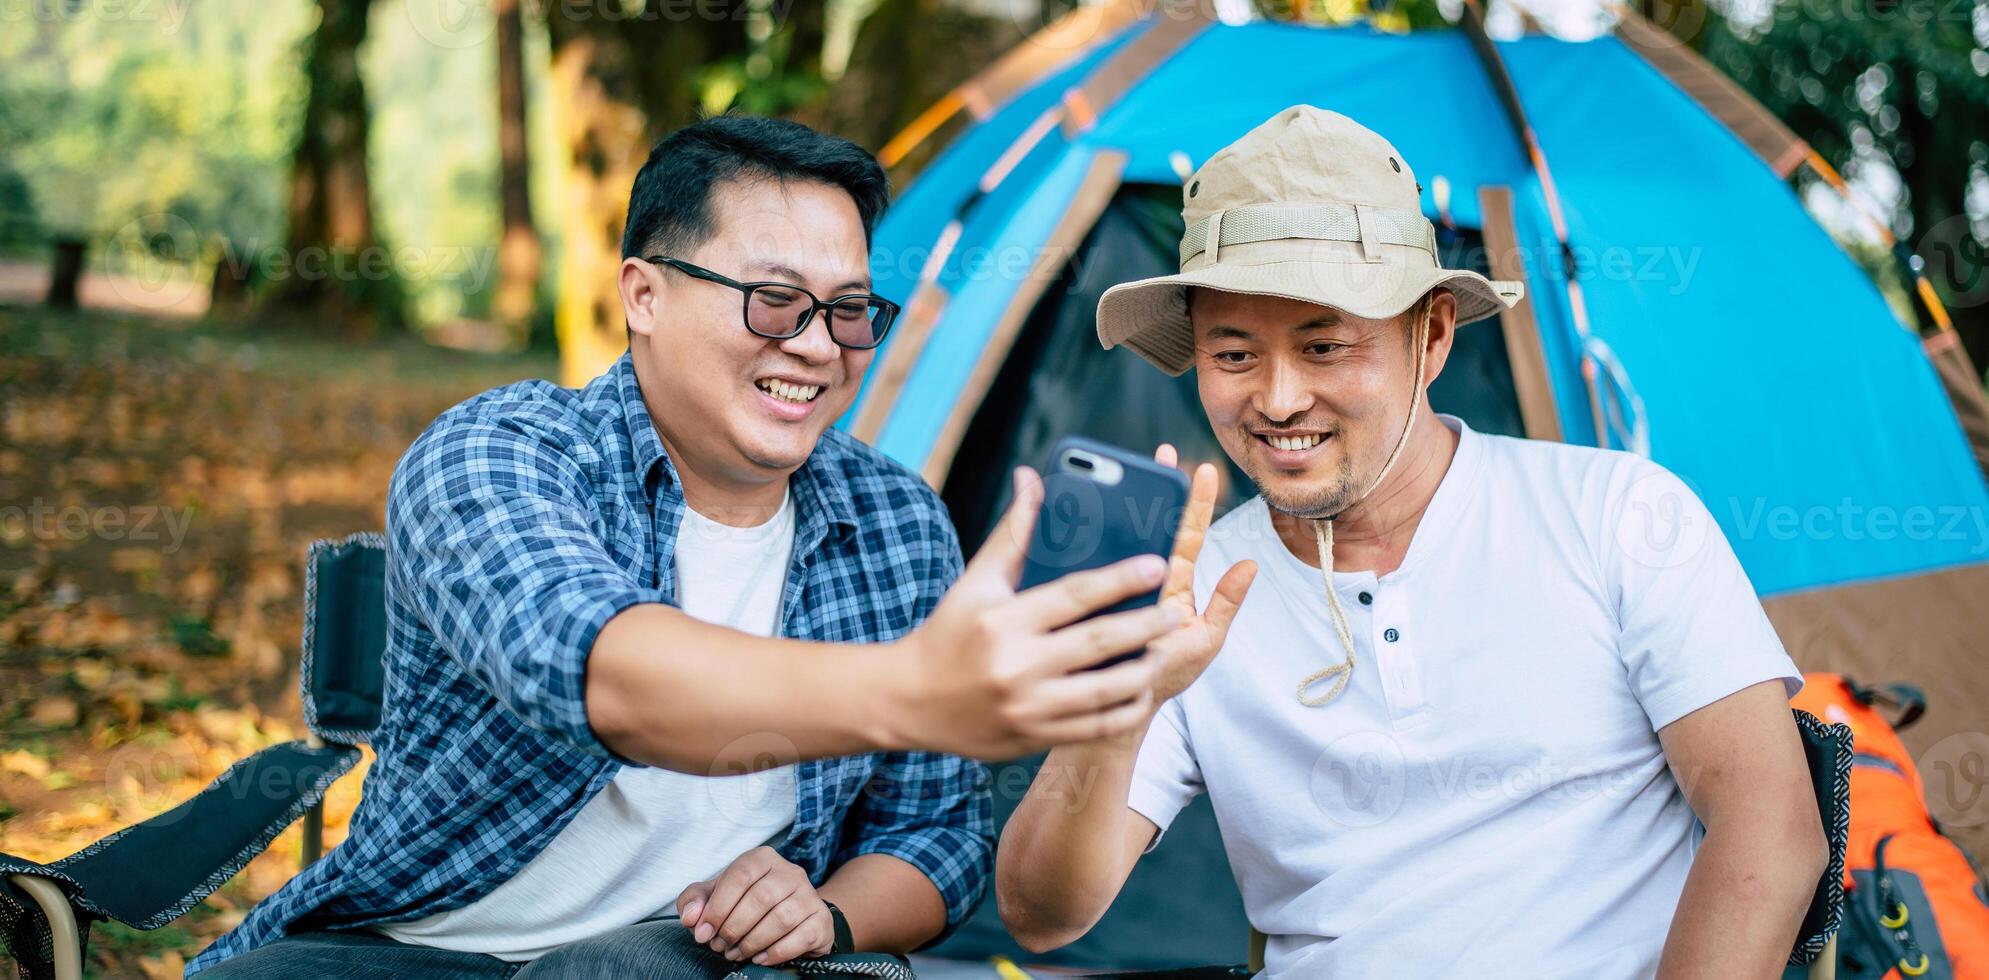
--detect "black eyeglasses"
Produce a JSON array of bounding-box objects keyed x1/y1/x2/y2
[{"x1": 646, "y1": 256, "x2": 900, "y2": 351}]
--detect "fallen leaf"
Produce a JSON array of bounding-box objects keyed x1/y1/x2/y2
[
  {"x1": 72, "y1": 658, "x2": 112, "y2": 691},
  {"x1": 1, "y1": 751, "x2": 51, "y2": 780},
  {"x1": 30, "y1": 695, "x2": 80, "y2": 728},
  {"x1": 138, "y1": 950, "x2": 184, "y2": 980}
]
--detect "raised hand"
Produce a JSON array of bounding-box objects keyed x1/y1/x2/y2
[{"x1": 1147, "y1": 444, "x2": 1256, "y2": 704}]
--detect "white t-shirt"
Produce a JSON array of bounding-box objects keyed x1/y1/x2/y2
[
  {"x1": 1127, "y1": 417, "x2": 1800, "y2": 980},
  {"x1": 381, "y1": 492, "x2": 801, "y2": 961}
]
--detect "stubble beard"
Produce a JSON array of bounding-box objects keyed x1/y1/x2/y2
[{"x1": 1250, "y1": 441, "x2": 1359, "y2": 522}]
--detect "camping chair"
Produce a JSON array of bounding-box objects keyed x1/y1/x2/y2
[
  {"x1": 0, "y1": 534, "x2": 387, "y2": 980},
  {"x1": 1017, "y1": 709, "x2": 1854, "y2": 980}
]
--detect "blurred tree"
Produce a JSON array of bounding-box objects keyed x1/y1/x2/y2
[
  {"x1": 545, "y1": 5, "x2": 743, "y2": 384},
  {"x1": 1675, "y1": 0, "x2": 1989, "y2": 367},
  {"x1": 0, "y1": 5, "x2": 307, "y2": 305},
  {"x1": 493, "y1": 0, "x2": 543, "y2": 348},
  {"x1": 266, "y1": 0, "x2": 399, "y2": 333},
  {"x1": 813, "y1": 0, "x2": 1021, "y2": 171},
  {"x1": 705, "y1": 0, "x2": 829, "y2": 117}
]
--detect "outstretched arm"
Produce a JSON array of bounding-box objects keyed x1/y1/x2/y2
[{"x1": 391, "y1": 415, "x2": 1181, "y2": 772}]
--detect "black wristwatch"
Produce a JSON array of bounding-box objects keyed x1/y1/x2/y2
[{"x1": 822, "y1": 900, "x2": 855, "y2": 954}]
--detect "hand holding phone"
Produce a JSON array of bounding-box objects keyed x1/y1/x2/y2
[
  {"x1": 1018, "y1": 437, "x2": 1190, "y2": 668},
  {"x1": 886, "y1": 440, "x2": 1253, "y2": 760}
]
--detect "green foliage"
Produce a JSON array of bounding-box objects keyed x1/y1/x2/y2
[
  {"x1": 168, "y1": 614, "x2": 230, "y2": 658},
  {"x1": 1695, "y1": 0, "x2": 1989, "y2": 314},
  {"x1": 0, "y1": 2, "x2": 314, "y2": 265}
]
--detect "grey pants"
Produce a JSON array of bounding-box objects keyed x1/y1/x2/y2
[{"x1": 197, "y1": 919, "x2": 737, "y2": 979}]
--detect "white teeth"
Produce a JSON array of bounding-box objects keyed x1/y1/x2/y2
[
  {"x1": 1266, "y1": 434, "x2": 1323, "y2": 451},
  {"x1": 757, "y1": 380, "x2": 821, "y2": 404}
]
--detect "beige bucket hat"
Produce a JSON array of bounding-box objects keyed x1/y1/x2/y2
[{"x1": 1096, "y1": 106, "x2": 1525, "y2": 376}]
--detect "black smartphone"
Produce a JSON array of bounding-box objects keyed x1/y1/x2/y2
[{"x1": 1018, "y1": 436, "x2": 1189, "y2": 669}]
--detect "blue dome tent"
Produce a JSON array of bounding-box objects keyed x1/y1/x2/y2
[{"x1": 863, "y1": 5, "x2": 1989, "y2": 974}]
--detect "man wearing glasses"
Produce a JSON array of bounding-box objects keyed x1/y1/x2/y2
[{"x1": 191, "y1": 116, "x2": 1198, "y2": 977}]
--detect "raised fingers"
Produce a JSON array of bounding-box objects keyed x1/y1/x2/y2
[
  {"x1": 1201, "y1": 560, "x2": 1258, "y2": 640},
  {"x1": 1170, "y1": 463, "x2": 1221, "y2": 574}
]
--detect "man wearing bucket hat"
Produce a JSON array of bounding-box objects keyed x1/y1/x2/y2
[{"x1": 997, "y1": 107, "x2": 1826, "y2": 977}]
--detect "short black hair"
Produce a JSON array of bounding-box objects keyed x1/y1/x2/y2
[{"x1": 620, "y1": 114, "x2": 890, "y2": 261}]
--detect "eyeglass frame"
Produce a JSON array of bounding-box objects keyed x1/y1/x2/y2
[{"x1": 644, "y1": 255, "x2": 901, "y2": 351}]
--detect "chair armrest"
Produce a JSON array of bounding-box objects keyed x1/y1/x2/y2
[
  {"x1": 1789, "y1": 708, "x2": 1852, "y2": 966},
  {"x1": 17, "y1": 739, "x2": 360, "y2": 929},
  {"x1": 1, "y1": 874, "x2": 82, "y2": 980}
]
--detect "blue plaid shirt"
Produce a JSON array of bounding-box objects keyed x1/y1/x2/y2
[{"x1": 190, "y1": 353, "x2": 992, "y2": 975}]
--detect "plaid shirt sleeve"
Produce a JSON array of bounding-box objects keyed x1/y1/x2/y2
[
  {"x1": 831, "y1": 511, "x2": 995, "y2": 942},
  {"x1": 386, "y1": 412, "x2": 648, "y2": 757}
]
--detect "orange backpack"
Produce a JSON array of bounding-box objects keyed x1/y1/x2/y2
[{"x1": 1790, "y1": 674, "x2": 1989, "y2": 979}]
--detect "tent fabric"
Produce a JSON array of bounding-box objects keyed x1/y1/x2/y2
[
  {"x1": 917, "y1": 150, "x2": 1128, "y2": 486},
  {"x1": 1612, "y1": 8, "x2": 1810, "y2": 176},
  {"x1": 846, "y1": 18, "x2": 1989, "y2": 598}
]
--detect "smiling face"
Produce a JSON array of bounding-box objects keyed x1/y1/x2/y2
[
  {"x1": 621, "y1": 176, "x2": 876, "y2": 492},
  {"x1": 1190, "y1": 288, "x2": 1454, "y2": 520}
]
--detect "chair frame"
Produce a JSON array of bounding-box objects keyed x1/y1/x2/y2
[{"x1": 0, "y1": 536, "x2": 374, "y2": 980}]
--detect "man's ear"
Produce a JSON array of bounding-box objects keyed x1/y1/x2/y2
[
  {"x1": 1420, "y1": 288, "x2": 1460, "y2": 386},
  {"x1": 619, "y1": 258, "x2": 663, "y2": 339}
]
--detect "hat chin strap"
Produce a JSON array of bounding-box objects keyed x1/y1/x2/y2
[{"x1": 1297, "y1": 295, "x2": 1431, "y2": 707}]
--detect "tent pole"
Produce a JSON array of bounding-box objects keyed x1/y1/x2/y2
[
  {"x1": 1459, "y1": 0, "x2": 1611, "y2": 449},
  {"x1": 876, "y1": 0, "x2": 1150, "y2": 169},
  {"x1": 1799, "y1": 150, "x2": 1958, "y2": 336}
]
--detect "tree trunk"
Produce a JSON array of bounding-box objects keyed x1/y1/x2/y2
[
  {"x1": 46, "y1": 238, "x2": 85, "y2": 309},
  {"x1": 492, "y1": 0, "x2": 541, "y2": 349},
  {"x1": 815, "y1": 0, "x2": 1016, "y2": 168},
  {"x1": 268, "y1": 0, "x2": 385, "y2": 334},
  {"x1": 209, "y1": 237, "x2": 254, "y2": 317},
  {"x1": 545, "y1": 5, "x2": 748, "y2": 386}
]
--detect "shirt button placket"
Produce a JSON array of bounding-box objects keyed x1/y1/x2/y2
[{"x1": 1372, "y1": 587, "x2": 1425, "y2": 720}]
